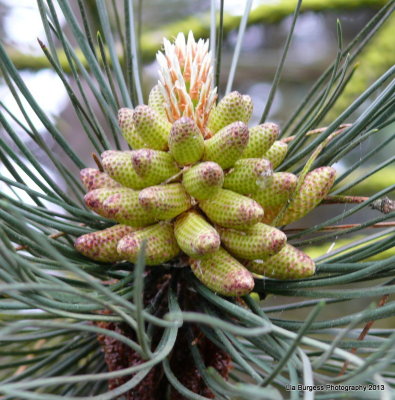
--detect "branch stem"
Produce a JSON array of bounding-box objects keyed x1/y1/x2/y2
[
  {"x1": 323, "y1": 195, "x2": 369, "y2": 204},
  {"x1": 284, "y1": 221, "x2": 394, "y2": 233},
  {"x1": 15, "y1": 231, "x2": 67, "y2": 252},
  {"x1": 338, "y1": 294, "x2": 390, "y2": 376},
  {"x1": 92, "y1": 153, "x2": 104, "y2": 172},
  {"x1": 281, "y1": 124, "x2": 351, "y2": 143}
]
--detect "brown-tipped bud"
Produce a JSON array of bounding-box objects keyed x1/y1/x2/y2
[
  {"x1": 217, "y1": 223, "x2": 286, "y2": 260},
  {"x1": 84, "y1": 188, "x2": 131, "y2": 218},
  {"x1": 247, "y1": 244, "x2": 315, "y2": 279},
  {"x1": 101, "y1": 151, "x2": 147, "y2": 190},
  {"x1": 133, "y1": 105, "x2": 171, "y2": 150},
  {"x1": 223, "y1": 158, "x2": 273, "y2": 195},
  {"x1": 182, "y1": 161, "x2": 224, "y2": 200},
  {"x1": 138, "y1": 183, "x2": 192, "y2": 220},
  {"x1": 148, "y1": 84, "x2": 167, "y2": 120},
  {"x1": 275, "y1": 167, "x2": 336, "y2": 226},
  {"x1": 207, "y1": 91, "x2": 252, "y2": 133},
  {"x1": 263, "y1": 141, "x2": 288, "y2": 169},
  {"x1": 131, "y1": 149, "x2": 179, "y2": 185},
  {"x1": 80, "y1": 168, "x2": 122, "y2": 191},
  {"x1": 190, "y1": 247, "x2": 255, "y2": 296},
  {"x1": 241, "y1": 123, "x2": 279, "y2": 158},
  {"x1": 251, "y1": 172, "x2": 298, "y2": 224},
  {"x1": 102, "y1": 189, "x2": 157, "y2": 227},
  {"x1": 199, "y1": 189, "x2": 264, "y2": 229},
  {"x1": 203, "y1": 121, "x2": 249, "y2": 169},
  {"x1": 168, "y1": 117, "x2": 205, "y2": 165},
  {"x1": 118, "y1": 108, "x2": 146, "y2": 149},
  {"x1": 75, "y1": 224, "x2": 136, "y2": 262},
  {"x1": 117, "y1": 222, "x2": 180, "y2": 265},
  {"x1": 174, "y1": 211, "x2": 220, "y2": 258}
]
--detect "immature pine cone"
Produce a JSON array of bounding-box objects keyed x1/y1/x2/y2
[{"x1": 75, "y1": 32, "x2": 336, "y2": 296}]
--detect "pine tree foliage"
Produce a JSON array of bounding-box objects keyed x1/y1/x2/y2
[{"x1": 0, "y1": 1, "x2": 394, "y2": 399}]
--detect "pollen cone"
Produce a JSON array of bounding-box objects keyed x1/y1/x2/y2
[
  {"x1": 199, "y1": 189, "x2": 263, "y2": 229},
  {"x1": 102, "y1": 189, "x2": 157, "y2": 227},
  {"x1": 138, "y1": 183, "x2": 192, "y2": 220},
  {"x1": 190, "y1": 247, "x2": 254, "y2": 296},
  {"x1": 263, "y1": 141, "x2": 288, "y2": 169},
  {"x1": 207, "y1": 91, "x2": 252, "y2": 134},
  {"x1": 247, "y1": 244, "x2": 315, "y2": 279},
  {"x1": 203, "y1": 121, "x2": 249, "y2": 169},
  {"x1": 101, "y1": 151, "x2": 146, "y2": 190},
  {"x1": 133, "y1": 105, "x2": 171, "y2": 150},
  {"x1": 182, "y1": 161, "x2": 224, "y2": 200},
  {"x1": 118, "y1": 108, "x2": 146, "y2": 149},
  {"x1": 217, "y1": 223, "x2": 287, "y2": 260},
  {"x1": 168, "y1": 117, "x2": 204, "y2": 165},
  {"x1": 223, "y1": 158, "x2": 273, "y2": 194},
  {"x1": 241, "y1": 123, "x2": 279, "y2": 158},
  {"x1": 75, "y1": 224, "x2": 136, "y2": 262},
  {"x1": 251, "y1": 172, "x2": 297, "y2": 224},
  {"x1": 117, "y1": 222, "x2": 180, "y2": 265},
  {"x1": 174, "y1": 211, "x2": 220, "y2": 258},
  {"x1": 80, "y1": 168, "x2": 122, "y2": 191},
  {"x1": 131, "y1": 149, "x2": 179, "y2": 185},
  {"x1": 275, "y1": 166, "x2": 336, "y2": 226},
  {"x1": 84, "y1": 187, "x2": 131, "y2": 218},
  {"x1": 148, "y1": 84, "x2": 167, "y2": 120}
]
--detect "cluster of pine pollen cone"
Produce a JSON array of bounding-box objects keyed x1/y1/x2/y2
[{"x1": 75, "y1": 32, "x2": 336, "y2": 297}]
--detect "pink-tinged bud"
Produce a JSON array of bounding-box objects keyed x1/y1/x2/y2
[
  {"x1": 133, "y1": 105, "x2": 171, "y2": 150},
  {"x1": 263, "y1": 141, "x2": 288, "y2": 169},
  {"x1": 223, "y1": 158, "x2": 273, "y2": 195},
  {"x1": 174, "y1": 211, "x2": 220, "y2": 258},
  {"x1": 242, "y1": 95, "x2": 253, "y2": 122},
  {"x1": 275, "y1": 167, "x2": 336, "y2": 226},
  {"x1": 75, "y1": 224, "x2": 136, "y2": 262},
  {"x1": 102, "y1": 189, "x2": 157, "y2": 227},
  {"x1": 182, "y1": 161, "x2": 224, "y2": 200},
  {"x1": 241, "y1": 123, "x2": 279, "y2": 159},
  {"x1": 118, "y1": 108, "x2": 146, "y2": 149},
  {"x1": 207, "y1": 91, "x2": 252, "y2": 134},
  {"x1": 117, "y1": 222, "x2": 180, "y2": 265},
  {"x1": 138, "y1": 183, "x2": 192, "y2": 220},
  {"x1": 168, "y1": 117, "x2": 205, "y2": 165},
  {"x1": 190, "y1": 247, "x2": 255, "y2": 296},
  {"x1": 199, "y1": 189, "x2": 264, "y2": 229},
  {"x1": 217, "y1": 223, "x2": 287, "y2": 260},
  {"x1": 251, "y1": 172, "x2": 298, "y2": 225},
  {"x1": 101, "y1": 151, "x2": 147, "y2": 190},
  {"x1": 80, "y1": 168, "x2": 122, "y2": 191},
  {"x1": 203, "y1": 121, "x2": 249, "y2": 169},
  {"x1": 148, "y1": 85, "x2": 168, "y2": 120},
  {"x1": 247, "y1": 244, "x2": 315, "y2": 279},
  {"x1": 84, "y1": 188, "x2": 131, "y2": 218},
  {"x1": 130, "y1": 149, "x2": 179, "y2": 185}
]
